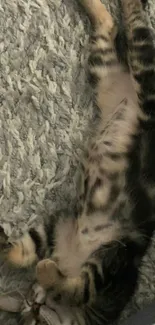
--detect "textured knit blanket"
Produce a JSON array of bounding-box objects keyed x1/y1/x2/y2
[{"x1": 1, "y1": 0, "x2": 155, "y2": 324}]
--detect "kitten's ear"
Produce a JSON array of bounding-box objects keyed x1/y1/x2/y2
[
  {"x1": 141, "y1": 0, "x2": 147, "y2": 8},
  {"x1": 0, "y1": 226, "x2": 12, "y2": 256}
]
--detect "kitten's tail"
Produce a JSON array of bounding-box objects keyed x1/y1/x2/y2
[
  {"x1": 0, "y1": 216, "x2": 55, "y2": 267},
  {"x1": 122, "y1": 0, "x2": 155, "y2": 122}
]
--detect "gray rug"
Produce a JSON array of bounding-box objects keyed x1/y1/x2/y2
[{"x1": 0, "y1": 0, "x2": 155, "y2": 324}]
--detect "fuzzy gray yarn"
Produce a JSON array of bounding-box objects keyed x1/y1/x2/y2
[{"x1": 0, "y1": 0, "x2": 155, "y2": 324}]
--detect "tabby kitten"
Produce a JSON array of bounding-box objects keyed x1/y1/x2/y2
[{"x1": 1, "y1": 0, "x2": 155, "y2": 324}]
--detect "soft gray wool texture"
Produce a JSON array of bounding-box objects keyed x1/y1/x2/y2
[{"x1": 0, "y1": 0, "x2": 155, "y2": 324}]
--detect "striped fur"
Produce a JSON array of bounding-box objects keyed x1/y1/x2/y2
[{"x1": 1, "y1": 0, "x2": 155, "y2": 324}]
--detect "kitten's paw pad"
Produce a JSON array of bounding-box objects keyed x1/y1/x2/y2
[
  {"x1": 36, "y1": 259, "x2": 61, "y2": 288},
  {"x1": 0, "y1": 226, "x2": 12, "y2": 254}
]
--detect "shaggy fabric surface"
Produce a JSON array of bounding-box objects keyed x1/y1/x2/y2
[{"x1": 0, "y1": 0, "x2": 155, "y2": 324}]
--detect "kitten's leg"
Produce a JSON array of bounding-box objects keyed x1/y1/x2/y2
[
  {"x1": 0, "y1": 217, "x2": 55, "y2": 267},
  {"x1": 80, "y1": 0, "x2": 121, "y2": 115},
  {"x1": 36, "y1": 258, "x2": 101, "y2": 305},
  {"x1": 121, "y1": 0, "x2": 155, "y2": 121},
  {"x1": 0, "y1": 226, "x2": 46, "y2": 267}
]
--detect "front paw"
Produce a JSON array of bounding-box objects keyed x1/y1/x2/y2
[
  {"x1": 0, "y1": 226, "x2": 12, "y2": 255},
  {"x1": 36, "y1": 259, "x2": 63, "y2": 289},
  {"x1": 21, "y1": 282, "x2": 46, "y2": 322}
]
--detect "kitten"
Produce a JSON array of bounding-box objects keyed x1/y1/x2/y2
[{"x1": 1, "y1": 0, "x2": 155, "y2": 324}]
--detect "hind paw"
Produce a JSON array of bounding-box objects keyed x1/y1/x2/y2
[{"x1": 36, "y1": 259, "x2": 63, "y2": 289}]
